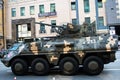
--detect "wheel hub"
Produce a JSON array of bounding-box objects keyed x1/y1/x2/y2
[
  {"x1": 15, "y1": 63, "x2": 23, "y2": 71},
  {"x1": 88, "y1": 61, "x2": 98, "y2": 70},
  {"x1": 64, "y1": 62, "x2": 74, "y2": 71},
  {"x1": 35, "y1": 63, "x2": 44, "y2": 71}
]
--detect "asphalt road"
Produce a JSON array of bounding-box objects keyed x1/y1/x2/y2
[{"x1": 0, "y1": 51, "x2": 120, "y2": 80}]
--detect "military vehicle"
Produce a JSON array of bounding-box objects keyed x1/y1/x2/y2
[{"x1": 1, "y1": 22, "x2": 118, "y2": 76}]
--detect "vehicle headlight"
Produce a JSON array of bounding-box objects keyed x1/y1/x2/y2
[{"x1": 3, "y1": 54, "x2": 7, "y2": 58}]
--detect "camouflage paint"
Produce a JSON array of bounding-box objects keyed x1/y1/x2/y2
[
  {"x1": 1, "y1": 22, "x2": 118, "y2": 68},
  {"x1": 50, "y1": 55, "x2": 58, "y2": 62},
  {"x1": 27, "y1": 34, "x2": 118, "y2": 54}
]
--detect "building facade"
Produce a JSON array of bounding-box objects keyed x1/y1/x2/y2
[
  {"x1": 105, "y1": 0, "x2": 120, "y2": 37},
  {"x1": 77, "y1": 0, "x2": 107, "y2": 34},
  {"x1": 5, "y1": 0, "x2": 113, "y2": 44},
  {"x1": 0, "y1": 0, "x2": 4, "y2": 48},
  {"x1": 105, "y1": 0, "x2": 120, "y2": 25},
  {"x1": 0, "y1": 0, "x2": 3, "y2": 45}
]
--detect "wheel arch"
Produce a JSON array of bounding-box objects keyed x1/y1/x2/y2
[
  {"x1": 9, "y1": 55, "x2": 49, "y2": 67},
  {"x1": 82, "y1": 52, "x2": 104, "y2": 64}
]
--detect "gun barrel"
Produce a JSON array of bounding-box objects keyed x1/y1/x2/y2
[{"x1": 35, "y1": 22, "x2": 61, "y2": 27}]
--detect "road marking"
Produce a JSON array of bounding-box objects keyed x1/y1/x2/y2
[
  {"x1": 53, "y1": 77, "x2": 55, "y2": 80},
  {"x1": 14, "y1": 77, "x2": 16, "y2": 80},
  {"x1": 104, "y1": 68, "x2": 120, "y2": 71}
]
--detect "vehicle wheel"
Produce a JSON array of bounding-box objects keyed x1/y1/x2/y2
[
  {"x1": 11, "y1": 59, "x2": 28, "y2": 76},
  {"x1": 31, "y1": 58, "x2": 49, "y2": 75},
  {"x1": 83, "y1": 56, "x2": 104, "y2": 75},
  {"x1": 59, "y1": 57, "x2": 79, "y2": 75}
]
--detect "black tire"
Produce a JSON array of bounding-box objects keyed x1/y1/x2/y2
[
  {"x1": 83, "y1": 56, "x2": 104, "y2": 75},
  {"x1": 59, "y1": 57, "x2": 79, "y2": 75},
  {"x1": 31, "y1": 58, "x2": 49, "y2": 75},
  {"x1": 11, "y1": 59, "x2": 28, "y2": 76}
]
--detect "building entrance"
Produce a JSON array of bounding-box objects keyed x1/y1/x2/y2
[
  {"x1": 114, "y1": 26, "x2": 120, "y2": 40},
  {"x1": 17, "y1": 23, "x2": 31, "y2": 41}
]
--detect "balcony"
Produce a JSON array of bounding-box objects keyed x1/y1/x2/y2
[{"x1": 38, "y1": 12, "x2": 57, "y2": 17}]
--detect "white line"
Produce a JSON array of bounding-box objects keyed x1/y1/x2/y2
[
  {"x1": 53, "y1": 77, "x2": 55, "y2": 80},
  {"x1": 104, "y1": 68, "x2": 120, "y2": 71}
]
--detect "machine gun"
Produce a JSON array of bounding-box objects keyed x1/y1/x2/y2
[{"x1": 35, "y1": 22, "x2": 96, "y2": 38}]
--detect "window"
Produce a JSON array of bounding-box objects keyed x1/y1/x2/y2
[
  {"x1": 71, "y1": 2, "x2": 76, "y2": 10},
  {"x1": 20, "y1": 7, "x2": 25, "y2": 16},
  {"x1": 50, "y1": 3, "x2": 56, "y2": 12},
  {"x1": 118, "y1": 1, "x2": 120, "y2": 14},
  {"x1": 11, "y1": 8, "x2": 16, "y2": 17},
  {"x1": 72, "y1": 19, "x2": 77, "y2": 24},
  {"x1": 98, "y1": 17, "x2": 106, "y2": 29},
  {"x1": 18, "y1": 24, "x2": 31, "y2": 38},
  {"x1": 40, "y1": 24, "x2": 46, "y2": 33},
  {"x1": 84, "y1": 0, "x2": 90, "y2": 12},
  {"x1": 51, "y1": 20, "x2": 56, "y2": 33},
  {"x1": 39, "y1": 5, "x2": 44, "y2": 14},
  {"x1": 9, "y1": 0, "x2": 16, "y2": 2},
  {"x1": 27, "y1": 23, "x2": 31, "y2": 31},
  {"x1": 51, "y1": 20, "x2": 56, "y2": 25},
  {"x1": 99, "y1": 17, "x2": 104, "y2": 26},
  {"x1": 85, "y1": 17, "x2": 90, "y2": 23},
  {"x1": 98, "y1": 2, "x2": 103, "y2": 8},
  {"x1": 30, "y1": 6, "x2": 34, "y2": 15}
]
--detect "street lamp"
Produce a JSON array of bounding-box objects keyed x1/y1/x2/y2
[{"x1": 0, "y1": 0, "x2": 4, "y2": 48}]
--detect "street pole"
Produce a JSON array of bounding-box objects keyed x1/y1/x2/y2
[
  {"x1": 75, "y1": 0, "x2": 80, "y2": 24},
  {"x1": 2, "y1": 0, "x2": 4, "y2": 48}
]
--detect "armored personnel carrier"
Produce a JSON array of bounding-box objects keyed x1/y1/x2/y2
[{"x1": 1, "y1": 22, "x2": 118, "y2": 76}]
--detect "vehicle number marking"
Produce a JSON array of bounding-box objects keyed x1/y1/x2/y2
[{"x1": 83, "y1": 39, "x2": 96, "y2": 44}]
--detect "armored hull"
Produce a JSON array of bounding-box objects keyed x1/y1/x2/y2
[
  {"x1": 1, "y1": 22, "x2": 118, "y2": 76},
  {"x1": 28, "y1": 34, "x2": 117, "y2": 54}
]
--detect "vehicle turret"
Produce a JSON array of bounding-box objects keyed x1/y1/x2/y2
[{"x1": 35, "y1": 22, "x2": 96, "y2": 38}]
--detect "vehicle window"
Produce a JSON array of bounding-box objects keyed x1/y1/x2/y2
[{"x1": 9, "y1": 43, "x2": 21, "y2": 50}]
